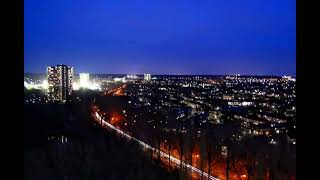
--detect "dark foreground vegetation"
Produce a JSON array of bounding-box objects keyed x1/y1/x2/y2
[{"x1": 24, "y1": 93, "x2": 179, "y2": 180}]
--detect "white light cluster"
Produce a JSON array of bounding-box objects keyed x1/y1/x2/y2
[
  {"x1": 73, "y1": 82, "x2": 80, "y2": 90},
  {"x1": 282, "y1": 75, "x2": 296, "y2": 82},
  {"x1": 126, "y1": 74, "x2": 138, "y2": 79},
  {"x1": 42, "y1": 80, "x2": 48, "y2": 89},
  {"x1": 114, "y1": 77, "x2": 126, "y2": 82},
  {"x1": 74, "y1": 73, "x2": 101, "y2": 90},
  {"x1": 24, "y1": 80, "x2": 48, "y2": 91},
  {"x1": 80, "y1": 73, "x2": 90, "y2": 88},
  {"x1": 90, "y1": 82, "x2": 101, "y2": 90},
  {"x1": 144, "y1": 73, "x2": 151, "y2": 81},
  {"x1": 73, "y1": 82, "x2": 101, "y2": 91}
]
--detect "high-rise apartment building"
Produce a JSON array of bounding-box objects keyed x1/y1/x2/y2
[{"x1": 47, "y1": 64, "x2": 74, "y2": 103}]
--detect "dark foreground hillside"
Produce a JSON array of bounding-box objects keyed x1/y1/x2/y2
[{"x1": 24, "y1": 102, "x2": 179, "y2": 180}]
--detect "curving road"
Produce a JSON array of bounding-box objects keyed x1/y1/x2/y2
[{"x1": 93, "y1": 112, "x2": 220, "y2": 180}]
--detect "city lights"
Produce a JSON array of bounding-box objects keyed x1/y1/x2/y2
[
  {"x1": 25, "y1": 72, "x2": 296, "y2": 179},
  {"x1": 79, "y1": 73, "x2": 90, "y2": 88},
  {"x1": 25, "y1": 0, "x2": 296, "y2": 178},
  {"x1": 144, "y1": 73, "x2": 151, "y2": 81},
  {"x1": 93, "y1": 111, "x2": 219, "y2": 180}
]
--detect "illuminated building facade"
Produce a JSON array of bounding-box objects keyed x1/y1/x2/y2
[
  {"x1": 126, "y1": 74, "x2": 138, "y2": 80},
  {"x1": 79, "y1": 73, "x2": 90, "y2": 88},
  {"x1": 47, "y1": 64, "x2": 74, "y2": 103},
  {"x1": 144, "y1": 73, "x2": 151, "y2": 81}
]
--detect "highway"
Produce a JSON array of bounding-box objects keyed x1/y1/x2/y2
[{"x1": 93, "y1": 111, "x2": 220, "y2": 180}]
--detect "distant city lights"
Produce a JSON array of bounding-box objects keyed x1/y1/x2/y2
[
  {"x1": 24, "y1": 80, "x2": 49, "y2": 91},
  {"x1": 79, "y1": 73, "x2": 90, "y2": 88},
  {"x1": 76, "y1": 73, "x2": 101, "y2": 90}
]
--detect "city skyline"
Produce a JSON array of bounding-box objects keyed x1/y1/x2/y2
[
  {"x1": 25, "y1": 0, "x2": 296, "y2": 76},
  {"x1": 24, "y1": 1, "x2": 296, "y2": 179},
  {"x1": 24, "y1": 71, "x2": 296, "y2": 77}
]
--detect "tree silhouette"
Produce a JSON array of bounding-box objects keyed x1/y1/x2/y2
[
  {"x1": 199, "y1": 132, "x2": 206, "y2": 180},
  {"x1": 179, "y1": 131, "x2": 184, "y2": 180},
  {"x1": 205, "y1": 130, "x2": 216, "y2": 180}
]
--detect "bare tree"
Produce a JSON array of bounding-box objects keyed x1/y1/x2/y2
[
  {"x1": 255, "y1": 153, "x2": 265, "y2": 180},
  {"x1": 200, "y1": 132, "x2": 206, "y2": 180},
  {"x1": 179, "y1": 131, "x2": 184, "y2": 180},
  {"x1": 168, "y1": 138, "x2": 172, "y2": 168},
  {"x1": 205, "y1": 132, "x2": 214, "y2": 180},
  {"x1": 165, "y1": 131, "x2": 173, "y2": 169},
  {"x1": 200, "y1": 134, "x2": 205, "y2": 180},
  {"x1": 270, "y1": 146, "x2": 281, "y2": 180},
  {"x1": 221, "y1": 124, "x2": 237, "y2": 180},
  {"x1": 150, "y1": 132, "x2": 155, "y2": 161},
  {"x1": 244, "y1": 152, "x2": 257, "y2": 180},
  {"x1": 157, "y1": 130, "x2": 161, "y2": 162},
  {"x1": 184, "y1": 132, "x2": 195, "y2": 180}
]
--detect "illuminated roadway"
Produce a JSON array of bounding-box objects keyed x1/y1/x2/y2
[{"x1": 93, "y1": 112, "x2": 220, "y2": 180}]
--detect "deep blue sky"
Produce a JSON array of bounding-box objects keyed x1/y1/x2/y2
[{"x1": 25, "y1": 0, "x2": 296, "y2": 75}]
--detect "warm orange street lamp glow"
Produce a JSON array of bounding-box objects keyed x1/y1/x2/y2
[{"x1": 241, "y1": 174, "x2": 247, "y2": 179}]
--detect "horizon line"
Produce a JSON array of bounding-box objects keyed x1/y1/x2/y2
[{"x1": 24, "y1": 72, "x2": 295, "y2": 77}]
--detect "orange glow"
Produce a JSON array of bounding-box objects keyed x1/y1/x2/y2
[
  {"x1": 110, "y1": 112, "x2": 123, "y2": 125},
  {"x1": 103, "y1": 84, "x2": 127, "y2": 96},
  {"x1": 90, "y1": 103, "x2": 294, "y2": 180},
  {"x1": 107, "y1": 84, "x2": 127, "y2": 96}
]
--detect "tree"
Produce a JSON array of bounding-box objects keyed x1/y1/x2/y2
[
  {"x1": 226, "y1": 145, "x2": 231, "y2": 180},
  {"x1": 153, "y1": 123, "x2": 162, "y2": 162},
  {"x1": 199, "y1": 132, "x2": 207, "y2": 180},
  {"x1": 157, "y1": 132, "x2": 161, "y2": 162},
  {"x1": 165, "y1": 131, "x2": 173, "y2": 169},
  {"x1": 244, "y1": 151, "x2": 257, "y2": 180},
  {"x1": 150, "y1": 131, "x2": 155, "y2": 162},
  {"x1": 212, "y1": 123, "x2": 236, "y2": 180},
  {"x1": 255, "y1": 153, "x2": 265, "y2": 180},
  {"x1": 179, "y1": 131, "x2": 184, "y2": 180},
  {"x1": 269, "y1": 146, "x2": 281, "y2": 180},
  {"x1": 205, "y1": 130, "x2": 215, "y2": 180},
  {"x1": 184, "y1": 132, "x2": 195, "y2": 180}
]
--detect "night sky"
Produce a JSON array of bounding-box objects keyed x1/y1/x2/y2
[{"x1": 25, "y1": 0, "x2": 296, "y2": 75}]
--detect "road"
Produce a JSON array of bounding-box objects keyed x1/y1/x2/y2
[
  {"x1": 93, "y1": 111, "x2": 220, "y2": 180},
  {"x1": 104, "y1": 84, "x2": 127, "y2": 96}
]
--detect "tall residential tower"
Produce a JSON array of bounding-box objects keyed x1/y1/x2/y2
[{"x1": 47, "y1": 64, "x2": 74, "y2": 103}]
